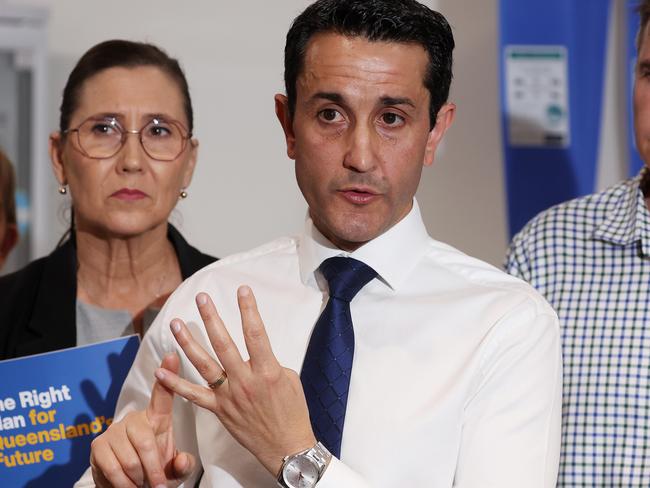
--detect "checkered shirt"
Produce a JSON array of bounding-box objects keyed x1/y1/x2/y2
[{"x1": 506, "y1": 169, "x2": 650, "y2": 487}]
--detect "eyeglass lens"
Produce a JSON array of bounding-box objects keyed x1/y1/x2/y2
[{"x1": 76, "y1": 118, "x2": 186, "y2": 161}]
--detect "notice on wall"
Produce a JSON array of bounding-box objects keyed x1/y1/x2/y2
[
  {"x1": 0, "y1": 335, "x2": 139, "y2": 487},
  {"x1": 504, "y1": 45, "x2": 570, "y2": 147}
]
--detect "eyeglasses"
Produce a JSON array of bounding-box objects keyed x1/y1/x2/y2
[{"x1": 63, "y1": 116, "x2": 192, "y2": 161}]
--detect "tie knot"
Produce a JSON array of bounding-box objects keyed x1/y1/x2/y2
[{"x1": 319, "y1": 257, "x2": 377, "y2": 303}]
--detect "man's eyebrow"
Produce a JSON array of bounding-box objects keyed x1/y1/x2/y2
[
  {"x1": 380, "y1": 96, "x2": 415, "y2": 108},
  {"x1": 308, "y1": 93, "x2": 416, "y2": 108},
  {"x1": 639, "y1": 60, "x2": 650, "y2": 72},
  {"x1": 310, "y1": 92, "x2": 345, "y2": 104}
]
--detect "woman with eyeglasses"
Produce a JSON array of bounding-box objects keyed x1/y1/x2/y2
[{"x1": 0, "y1": 40, "x2": 216, "y2": 359}]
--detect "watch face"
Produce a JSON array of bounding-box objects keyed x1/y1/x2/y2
[{"x1": 283, "y1": 456, "x2": 319, "y2": 488}]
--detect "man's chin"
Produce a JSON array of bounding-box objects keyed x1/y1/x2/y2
[{"x1": 319, "y1": 219, "x2": 385, "y2": 251}]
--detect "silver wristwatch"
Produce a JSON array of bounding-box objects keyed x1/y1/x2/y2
[{"x1": 276, "y1": 442, "x2": 332, "y2": 488}]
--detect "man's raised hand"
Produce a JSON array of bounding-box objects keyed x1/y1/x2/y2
[
  {"x1": 90, "y1": 353, "x2": 196, "y2": 488},
  {"x1": 154, "y1": 287, "x2": 316, "y2": 476}
]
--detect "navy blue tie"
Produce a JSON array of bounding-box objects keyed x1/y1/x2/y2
[{"x1": 300, "y1": 257, "x2": 377, "y2": 458}]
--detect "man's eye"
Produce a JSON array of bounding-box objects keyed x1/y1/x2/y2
[
  {"x1": 380, "y1": 112, "x2": 405, "y2": 127},
  {"x1": 318, "y1": 109, "x2": 343, "y2": 123}
]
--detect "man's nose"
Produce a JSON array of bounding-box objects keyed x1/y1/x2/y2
[{"x1": 343, "y1": 123, "x2": 377, "y2": 173}]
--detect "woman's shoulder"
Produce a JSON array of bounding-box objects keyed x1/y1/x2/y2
[
  {"x1": 0, "y1": 255, "x2": 51, "y2": 355},
  {"x1": 0, "y1": 241, "x2": 76, "y2": 316},
  {"x1": 0, "y1": 241, "x2": 78, "y2": 358},
  {"x1": 0, "y1": 255, "x2": 50, "y2": 301}
]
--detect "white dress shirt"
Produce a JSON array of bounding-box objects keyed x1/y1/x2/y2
[{"x1": 77, "y1": 201, "x2": 561, "y2": 487}]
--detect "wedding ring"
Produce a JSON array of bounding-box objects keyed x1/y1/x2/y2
[{"x1": 207, "y1": 371, "x2": 227, "y2": 390}]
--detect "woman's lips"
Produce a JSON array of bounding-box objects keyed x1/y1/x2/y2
[{"x1": 111, "y1": 188, "x2": 148, "y2": 200}]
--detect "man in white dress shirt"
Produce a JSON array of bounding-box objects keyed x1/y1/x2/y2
[{"x1": 82, "y1": 1, "x2": 562, "y2": 487}]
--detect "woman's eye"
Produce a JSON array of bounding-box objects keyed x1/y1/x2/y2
[
  {"x1": 380, "y1": 112, "x2": 405, "y2": 127},
  {"x1": 148, "y1": 125, "x2": 172, "y2": 137},
  {"x1": 91, "y1": 123, "x2": 117, "y2": 135},
  {"x1": 318, "y1": 109, "x2": 343, "y2": 123}
]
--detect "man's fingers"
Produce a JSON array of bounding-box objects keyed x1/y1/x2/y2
[
  {"x1": 125, "y1": 420, "x2": 168, "y2": 488},
  {"x1": 147, "y1": 353, "x2": 179, "y2": 427},
  {"x1": 195, "y1": 292, "x2": 246, "y2": 375},
  {"x1": 237, "y1": 286, "x2": 279, "y2": 369},
  {"x1": 169, "y1": 318, "x2": 227, "y2": 385},
  {"x1": 155, "y1": 367, "x2": 216, "y2": 410},
  {"x1": 90, "y1": 438, "x2": 138, "y2": 488},
  {"x1": 110, "y1": 436, "x2": 145, "y2": 486},
  {"x1": 170, "y1": 450, "x2": 197, "y2": 481},
  {"x1": 91, "y1": 464, "x2": 137, "y2": 488}
]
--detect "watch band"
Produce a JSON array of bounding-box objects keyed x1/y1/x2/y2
[{"x1": 277, "y1": 441, "x2": 332, "y2": 488}]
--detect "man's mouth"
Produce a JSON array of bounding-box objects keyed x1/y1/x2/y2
[{"x1": 338, "y1": 187, "x2": 380, "y2": 204}]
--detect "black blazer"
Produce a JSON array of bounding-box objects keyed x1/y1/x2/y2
[{"x1": 0, "y1": 225, "x2": 216, "y2": 359}]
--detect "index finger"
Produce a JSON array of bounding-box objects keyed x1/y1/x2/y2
[
  {"x1": 146, "y1": 353, "x2": 178, "y2": 431},
  {"x1": 237, "y1": 285, "x2": 279, "y2": 370}
]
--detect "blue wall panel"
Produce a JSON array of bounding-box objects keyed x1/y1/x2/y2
[{"x1": 500, "y1": 0, "x2": 611, "y2": 236}]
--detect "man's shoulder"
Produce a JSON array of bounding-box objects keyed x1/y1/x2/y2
[
  {"x1": 504, "y1": 176, "x2": 640, "y2": 280},
  {"x1": 172, "y1": 236, "x2": 299, "y2": 292},
  {"x1": 423, "y1": 236, "x2": 555, "y2": 316},
  {"x1": 513, "y1": 176, "x2": 636, "y2": 246}
]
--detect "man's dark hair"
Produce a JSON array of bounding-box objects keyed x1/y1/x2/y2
[
  {"x1": 59, "y1": 39, "x2": 193, "y2": 133},
  {"x1": 639, "y1": 1, "x2": 650, "y2": 51},
  {"x1": 284, "y1": 0, "x2": 454, "y2": 129}
]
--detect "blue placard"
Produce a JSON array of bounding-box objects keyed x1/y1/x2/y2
[{"x1": 0, "y1": 336, "x2": 139, "y2": 487}]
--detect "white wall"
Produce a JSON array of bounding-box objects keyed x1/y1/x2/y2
[{"x1": 6, "y1": 0, "x2": 508, "y2": 266}]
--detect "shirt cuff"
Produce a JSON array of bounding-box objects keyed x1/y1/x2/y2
[
  {"x1": 73, "y1": 466, "x2": 94, "y2": 487},
  {"x1": 317, "y1": 457, "x2": 370, "y2": 488}
]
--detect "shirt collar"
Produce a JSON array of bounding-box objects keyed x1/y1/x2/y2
[
  {"x1": 593, "y1": 168, "x2": 650, "y2": 253},
  {"x1": 297, "y1": 199, "x2": 430, "y2": 291},
  {"x1": 636, "y1": 169, "x2": 650, "y2": 257}
]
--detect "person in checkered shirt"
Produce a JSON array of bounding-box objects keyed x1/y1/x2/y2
[{"x1": 506, "y1": 2, "x2": 650, "y2": 485}]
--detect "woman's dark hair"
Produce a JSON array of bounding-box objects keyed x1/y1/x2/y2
[
  {"x1": 59, "y1": 39, "x2": 193, "y2": 132},
  {"x1": 284, "y1": 0, "x2": 454, "y2": 129}
]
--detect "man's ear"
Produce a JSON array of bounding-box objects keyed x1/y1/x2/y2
[
  {"x1": 49, "y1": 131, "x2": 67, "y2": 186},
  {"x1": 0, "y1": 223, "x2": 18, "y2": 270},
  {"x1": 275, "y1": 94, "x2": 297, "y2": 160},
  {"x1": 423, "y1": 102, "x2": 456, "y2": 167}
]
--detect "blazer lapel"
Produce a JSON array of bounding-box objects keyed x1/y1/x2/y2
[{"x1": 14, "y1": 239, "x2": 78, "y2": 356}]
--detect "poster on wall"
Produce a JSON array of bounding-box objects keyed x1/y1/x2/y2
[
  {"x1": 504, "y1": 45, "x2": 570, "y2": 148},
  {"x1": 0, "y1": 335, "x2": 139, "y2": 487}
]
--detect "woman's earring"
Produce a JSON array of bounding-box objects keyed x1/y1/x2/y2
[
  {"x1": 179, "y1": 189, "x2": 188, "y2": 199},
  {"x1": 58, "y1": 185, "x2": 68, "y2": 195}
]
